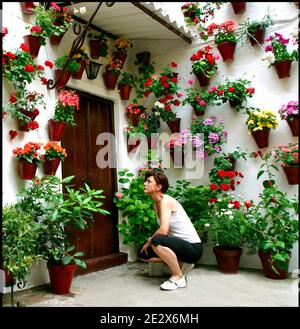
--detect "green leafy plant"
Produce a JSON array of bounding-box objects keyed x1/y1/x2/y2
[
  {"x1": 153, "y1": 101, "x2": 177, "y2": 123},
  {"x1": 54, "y1": 54, "x2": 81, "y2": 73},
  {"x1": 133, "y1": 59, "x2": 155, "y2": 102},
  {"x1": 272, "y1": 142, "x2": 298, "y2": 167},
  {"x1": 207, "y1": 20, "x2": 237, "y2": 44},
  {"x1": 119, "y1": 72, "x2": 137, "y2": 87},
  {"x1": 113, "y1": 169, "x2": 158, "y2": 249},
  {"x1": 190, "y1": 45, "x2": 219, "y2": 78}
]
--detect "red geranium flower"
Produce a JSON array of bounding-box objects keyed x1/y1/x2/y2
[
  {"x1": 171, "y1": 61, "x2": 177, "y2": 68},
  {"x1": 24, "y1": 64, "x2": 35, "y2": 72},
  {"x1": 9, "y1": 130, "x2": 18, "y2": 140},
  {"x1": 20, "y1": 43, "x2": 30, "y2": 52},
  {"x1": 210, "y1": 183, "x2": 218, "y2": 190},
  {"x1": 9, "y1": 93, "x2": 17, "y2": 103},
  {"x1": 2, "y1": 27, "x2": 8, "y2": 37},
  {"x1": 44, "y1": 60, "x2": 54, "y2": 68}
]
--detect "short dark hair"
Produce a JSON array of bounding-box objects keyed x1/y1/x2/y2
[{"x1": 144, "y1": 171, "x2": 169, "y2": 193}]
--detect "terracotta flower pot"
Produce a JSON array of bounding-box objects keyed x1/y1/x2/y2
[
  {"x1": 249, "y1": 26, "x2": 266, "y2": 45},
  {"x1": 231, "y1": 2, "x2": 246, "y2": 14},
  {"x1": 226, "y1": 156, "x2": 236, "y2": 170},
  {"x1": 102, "y1": 71, "x2": 120, "y2": 90},
  {"x1": 251, "y1": 128, "x2": 270, "y2": 148},
  {"x1": 282, "y1": 165, "x2": 298, "y2": 185},
  {"x1": 229, "y1": 99, "x2": 242, "y2": 108},
  {"x1": 136, "y1": 51, "x2": 151, "y2": 65},
  {"x1": 195, "y1": 71, "x2": 210, "y2": 87},
  {"x1": 273, "y1": 60, "x2": 292, "y2": 79},
  {"x1": 21, "y1": 2, "x2": 36, "y2": 14},
  {"x1": 18, "y1": 160, "x2": 37, "y2": 180},
  {"x1": 126, "y1": 112, "x2": 139, "y2": 127},
  {"x1": 17, "y1": 109, "x2": 39, "y2": 131},
  {"x1": 258, "y1": 250, "x2": 289, "y2": 280},
  {"x1": 183, "y1": 11, "x2": 196, "y2": 19},
  {"x1": 166, "y1": 118, "x2": 181, "y2": 133},
  {"x1": 113, "y1": 51, "x2": 127, "y2": 69},
  {"x1": 170, "y1": 147, "x2": 185, "y2": 167},
  {"x1": 44, "y1": 158, "x2": 61, "y2": 176},
  {"x1": 48, "y1": 119, "x2": 68, "y2": 141},
  {"x1": 23, "y1": 35, "x2": 43, "y2": 58},
  {"x1": 55, "y1": 70, "x2": 71, "y2": 89},
  {"x1": 286, "y1": 116, "x2": 299, "y2": 136},
  {"x1": 127, "y1": 137, "x2": 140, "y2": 153},
  {"x1": 119, "y1": 84, "x2": 132, "y2": 100},
  {"x1": 192, "y1": 105, "x2": 205, "y2": 117},
  {"x1": 217, "y1": 41, "x2": 237, "y2": 62},
  {"x1": 50, "y1": 21, "x2": 67, "y2": 45},
  {"x1": 72, "y1": 61, "x2": 87, "y2": 80},
  {"x1": 48, "y1": 263, "x2": 77, "y2": 294},
  {"x1": 213, "y1": 246, "x2": 243, "y2": 274},
  {"x1": 89, "y1": 39, "x2": 103, "y2": 59}
]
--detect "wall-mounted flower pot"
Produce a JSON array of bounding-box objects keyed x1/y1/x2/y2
[
  {"x1": 213, "y1": 246, "x2": 243, "y2": 274},
  {"x1": 226, "y1": 156, "x2": 236, "y2": 170},
  {"x1": 48, "y1": 263, "x2": 77, "y2": 294},
  {"x1": 251, "y1": 128, "x2": 270, "y2": 148},
  {"x1": 119, "y1": 84, "x2": 132, "y2": 100},
  {"x1": 196, "y1": 71, "x2": 210, "y2": 87},
  {"x1": 192, "y1": 105, "x2": 205, "y2": 117},
  {"x1": 89, "y1": 39, "x2": 102, "y2": 59},
  {"x1": 166, "y1": 118, "x2": 181, "y2": 133},
  {"x1": 170, "y1": 147, "x2": 185, "y2": 167},
  {"x1": 136, "y1": 51, "x2": 151, "y2": 65},
  {"x1": 18, "y1": 160, "x2": 37, "y2": 180},
  {"x1": 112, "y1": 51, "x2": 127, "y2": 69},
  {"x1": 127, "y1": 137, "x2": 140, "y2": 153},
  {"x1": 23, "y1": 35, "x2": 43, "y2": 58},
  {"x1": 21, "y1": 2, "x2": 36, "y2": 14},
  {"x1": 183, "y1": 11, "x2": 196, "y2": 19},
  {"x1": 147, "y1": 136, "x2": 159, "y2": 150},
  {"x1": 103, "y1": 71, "x2": 120, "y2": 90},
  {"x1": 126, "y1": 112, "x2": 139, "y2": 127},
  {"x1": 282, "y1": 165, "x2": 298, "y2": 185},
  {"x1": 17, "y1": 109, "x2": 38, "y2": 131},
  {"x1": 44, "y1": 158, "x2": 61, "y2": 176},
  {"x1": 48, "y1": 119, "x2": 67, "y2": 141},
  {"x1": 55, "y1": 70, "x2": 71, "y2": 89},
  {"x1": 273, "y1": 60, "x2": 292, "y2": 79},
  {"x1": 229, "y1": 99, "x2": 242, "y2": 108},
  {"x1": 217, "y1": 41, "x2": 237, "y2": 62},
  {"x1": 72, "y1": 60, "x2": 87, "y2": 80},
  {"x1": 231, "y1": 2, "x2": 246, "y2": 14},
  {"x1": 249, "y1": 26, "x2": 266, "y2": 46},
  {"x1": 258, "y1": 250, "x2": 289, "y2": 280},
  {"x1": 286, "y1": 116, "x2": 299, "y2": 136}
]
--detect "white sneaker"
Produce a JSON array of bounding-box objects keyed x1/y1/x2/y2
[
  {"x1": 160, "y1": 276, "x2": 187, "y2": 291},
  {"x1": 181, "y1": 263, "x2": 194, "y2": 276}
]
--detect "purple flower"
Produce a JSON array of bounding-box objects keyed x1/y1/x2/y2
[
  {"x1": 220, "y1": 119, "x2": 225, "y2": 124},
  {"x1": 222, "y1": 130, "x2": 228, "y2": 138},
  {"x1": 265, "y1": 45, "x2": 273, "y2": 52},
  {"x1": 265, "y1": 36, "x2": 273, "y2": 42},
  {"x1": 214, "y1": 146, "x2": 221, "y2": 153},
  {"x1": 204, "y1": 118, "x2": 214, "y2": 125},
  {"x1": 192, "y1": 135, "x2": 203, "y2": 148},
  {"x1": 195, "y1": 149, "x2": 205, "y2": 158},
  {"x1": 208, "y1": 132, "x2": 219, "y2": 144},
  {"x1": 180, "y1": 129, "x2": 191, "y2": 144}
]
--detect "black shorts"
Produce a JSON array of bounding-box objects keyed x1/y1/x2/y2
[{"x1": 138, "y1": 235, "x2": 203, "y2": 263}]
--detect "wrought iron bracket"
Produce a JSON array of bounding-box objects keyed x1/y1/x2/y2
[{"x1": 47, "y1": 2, "x2": 115, "y2": 90}]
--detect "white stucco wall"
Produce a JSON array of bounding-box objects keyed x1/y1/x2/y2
[{"x1": 2, "y1": 2, "x2": 298, "y2": 291}]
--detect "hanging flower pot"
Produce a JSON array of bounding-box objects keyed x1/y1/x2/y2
[
  {"x1": 112, "y1": 51, "x2": 127, "y2": 69},
  {"x1": 229, "y1": 99, "x2": 242, "y2": 108},
  {"x1": 136, "y1": 51, "x2": 151, "y2": 65},
  {"x1": 17, "y1": 109, "x2": 39, "y2": 131},
  {"x1": 166, "y1": 118, "x2": 181, "y2": 133},
  {"x1": 286, "y1": 116, "x2": 299, "y2": 136},
  {"x1": 170, "y1": 147, "x2": 185, "y2": 167},
  {"x1": 48, "y1": 119, "x2": 67, "y2": 141},
  {"x1": 147, "y1": 136, "x2": 159, "y2": 150},
  {"x1": 282, "y1": 165, "x2": 298, "y2": 185},
  {"x1": 44, "y1": 158, "x2": 61, "y2": 176},
  {"x1": 183, "y1": 10, "x2": 196, "y2": 19},
  {"x1": 248, "y1": 26, "x2": 266, "y2": 46},
  {"x1": 72, "y1": 60, "x2": 87, "y2": 80},
  {"x1": 50, "y1": 19, "x2": 68, "y2": 45},
  {"x1": 126, "y1": 112, "x2": 139, "y2": 127},
  {"x1": 23, "y1": 35, "x2": 43, "y2": 58},
  {"x1": 213, "y1": 246, "x2": 243, "y2": 274},
  {"x1": 258, "y1": 250, "x2": 289, "y2": 280},
  {"x1": 273, "y1": 60, "x2": 292, "y2": 79},
  {"x1": 55, "y1": 70, "x2": 72, "y2": 89},
  {"x1": 89, "y1": 39, "x2": 102, "y2": 59},
  {"x1": 103, "y1": 71, "x2": 120, "y2": 90},
  {"x1": 192, "y1": 106, "x2": 205, "y2": 117},
  {"x1": 119, "y1": 84, "x2": 132, "y2": 100},
  {"x1": 48, "y1": 263, "x2": 77, "y2": 294},
  {"x1": 251, "y1": 128, "x2": 270, "y2": 148},
  {"x1": 231, "y1": 2, "x2": 246, "y2": 14},
  {"x1": 195, "y1": 71, "x2": 210, "y2": 87},
  {"x1": 127, "y1": 137, "x2": 140, "y2": 153},
  {"x1": 226, "y1": 156, "x2": 236, "y2": 170},
  {"x1": 21, "y1": 2, "x2": 36, "y2": 14},
  {"x1": 18, "y1": 160, "x2": 37, "y2": 180},
  {"x1": 217, "y1": 41, "x2": 237, "y2": 62}
]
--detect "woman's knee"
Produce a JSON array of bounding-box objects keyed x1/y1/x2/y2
[{"x1": 151, "y1": 235, "x2": 166, "y2": 246}]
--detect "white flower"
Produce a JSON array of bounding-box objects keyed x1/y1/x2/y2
[
  {"x1": 204, "y1": 223, "x2": 210, "y2": 228},
  {"x1": 225, "y1": 211, "x2": 233, "y2": 215},
  {"x1": 154, "y1": 101, "x2": 164, "y2": 109},
  {"x1": 261, "y1": 53, "x2": 275, "y2": 64},
  {"x1": 73, "y1": 6, "x2": 86, "y2": 15},
  {"x1": 229, "y1": 215, "x2": 234, "y2": 220},
  {"x1": 228, "y1": 204, "x2": 234, "y2": 209}
]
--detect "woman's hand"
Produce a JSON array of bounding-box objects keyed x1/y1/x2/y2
[{"x1": 140, "y1": 238, "x2": 152, "y2": 255}]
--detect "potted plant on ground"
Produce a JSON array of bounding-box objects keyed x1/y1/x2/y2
[
  {"x1": 87, "y1": 32, "x2": 109, "y2": 59},
  {"x1": 42, "y1": 142, "x2": 67, "y2": 176},
  {"x1": 278, "y1": 100, "x2": 298, "y2": 136},
  {"x1": 272, "y1": 143, "x2": 298, "y2": 185},
  {"x1": 262, "y1": 32, "x2": 298, "y2": 78},
  {"x1": 54, "y1": 54, "x2": 81, "y2": 88},
  {"x1": 118, "y1": 72, "x2": 137, "y2": 100},
  {"x1": 71, "y1": 47, "x2": 90, "y2": 80},
  {"x1": 189, "y1": 45, "x2": 220, "y2": 86},
  {"x1": 207, "y1": 20, "x2": 238, "y2": 62},
  {"x1": 102, "y1": 57, "x2": 123, "y2": 90},
  {"x1": 12, "y1": 142, "x2": 42, "y2": 180},
  {"x1": 112, "y1": 37, "x2": 133, "y2": 68},
  {"x1": 48, "y1": 89, "x2": 80, "y2": 141},
  {"x1": 245, "y1": 108, "x2": 278, "y2": 148}
]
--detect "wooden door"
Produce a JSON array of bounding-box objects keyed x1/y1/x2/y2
[{"x1": 62, "y1": 90, "x2": 127, "y2": 274}]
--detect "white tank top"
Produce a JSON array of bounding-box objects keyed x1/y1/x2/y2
[{"x1": 156, "y1": 196, "x2": 201, "y2": 244}]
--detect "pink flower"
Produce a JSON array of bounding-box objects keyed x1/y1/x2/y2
[
  {"x1": 188, "y1": 79, "x2": 194, "y2": 85},
  {"x1": 51, "y1": 2, "x2": 61, "y2": 11},
  {"x1": 170, "y1": 61, "x2": 177, "y2": 67},
  {"x1": 2, "y1": 27, "x2": 8, "y2": 37},
  {"x1": 199, "y1": 100, "x2": 206, "y2": 106},
  {"x1": 177, "y1": 93, "x2": 183, "y2": 98},
  {"x1": 30, "y1": 25, "x2": 42, "y2": 33},
  {"x1": 116, "y1": 192, "x2": 123, "y2": 199}
]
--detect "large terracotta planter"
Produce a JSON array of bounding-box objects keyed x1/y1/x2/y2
[
  {"x1": 102, "y1": 72, "x2": 120, "y2": 90},
  {"x1": 273, "y1": 60, "x2": 292, "y2": 79},
  {"x1": 48, "y1": 119, "x2": 67, "y2": 141},
  {"x1": 217, "y1": 41, "x2": 237, "y2": 62},
  {"x1": 48, "y1": 263, "x2": 77, "y2": 294},
  {"x1": 72, "y1": 61, "x2": 87, "y2": 80},
  {"x1": 248, "y1": 26, "x2": 266, "y2": 46},
  {"x1": 170, "y1": 147, "x2": 185, "y2": 167},
  {"x1": 23, "y1": 35, "x2": 43, "y2": 58},
  {"x1": 55, "y1": 70, "x2": 71, "y2": 89},
  {"x1": 44, "y1": 158, "x2": 61, "y2": 176},
  {"x1": 195, "y1": 71, "x2": 210, "y2": 87},
  {"x1": 21, "y1": 2, "x2": 36, "y2": 14},
  {"x1": 258, "y1": 250, "x2": 289, "y2": 280},
  {"x1": 213, "y1": 246, "x2": 243, "y2": 274},
  {"x1": 18, "y1": 160, "x2": 37, "y2": 180},
  {"x1": 113, "y1": 51, "x2": 127, "y2": 69},
  {"x1": 231, "y1": 2, "x2": 246, "y2": 14},
  {"x1": 127, "y1": 137, "x2": 141, "y2": 153},
  {"x1": 286, "y1": 116, "x2": 298, "y2": 136},
  {"x1": 119, "y1": 84, "x2": 132, "y2": 100},
  {"x1": 251, "y1": 128, "x2": 270, "y2": 148},
  {"x1": 166, "y1": 118, "x2": 181, "y2": 133},
  {"x1": 282, "y1": 165, "x2": 298, "y2": 185}
]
